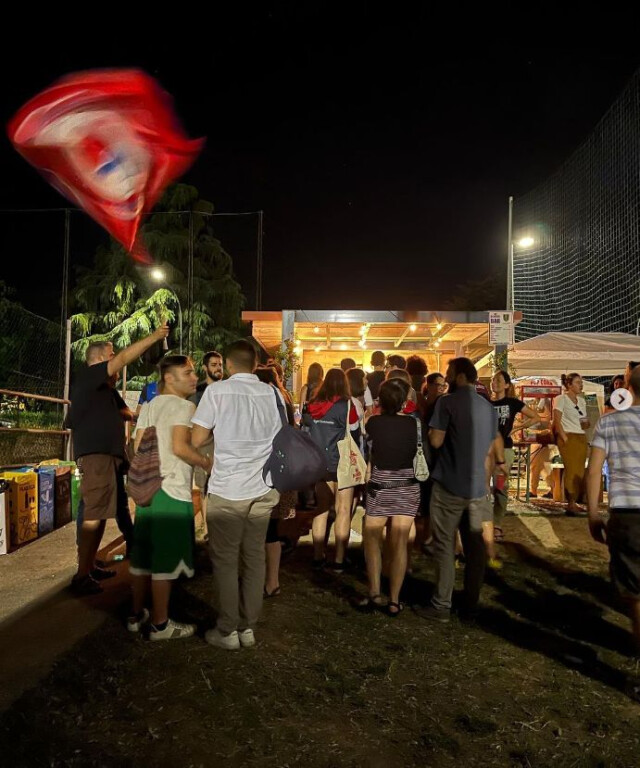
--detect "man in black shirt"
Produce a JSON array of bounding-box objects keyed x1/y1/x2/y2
[
  {"x1": 70, "y1": 323, "x2": 169, "y2": 596},
  {"x1": 367, "y1": 351, "x2": 386, "y2": 401}
]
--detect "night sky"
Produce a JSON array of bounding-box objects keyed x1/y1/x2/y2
[{"x1": 0, "y1": 16, "x2": 638, "y2": 319}]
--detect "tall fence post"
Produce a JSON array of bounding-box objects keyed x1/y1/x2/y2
[{"x1": 63, "y1": 319, "x2": 72, "y2": 460}]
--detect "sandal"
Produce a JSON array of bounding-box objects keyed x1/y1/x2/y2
[
  {"x1": 386, "y1": 601, "x2": 404, "y2": 617},
  {"x1": 264, "y1": 586, "x2": 281, "y2": 598},
  {"x1": 356, "y1": 594, "x2": 385, "y2": 612},
  {"x1": 493, "y1": 527, "x2": 504, "y2": 542}
]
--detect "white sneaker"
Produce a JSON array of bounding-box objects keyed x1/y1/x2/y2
[
  {"x1": 149, "y1": 618, "x2": 196, "y2": 642},
  {"x1": 126, "y1": 608, "x2": 150, "y2": 633},
  {"x1": 349, "y1": 529, "x2": 363, "y2": 543},
  {"x1": 205, "y1": 628, "x2": 240, "y2": 650},
  {"x1": 238, "y1": 628, "x2": 256, "y2": 648}
]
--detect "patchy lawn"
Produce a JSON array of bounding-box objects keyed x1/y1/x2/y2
[{"x1": 1, "y1": 515, "x2": 640, "y2": 767}]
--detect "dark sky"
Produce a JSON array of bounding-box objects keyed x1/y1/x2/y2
[{"x1": 0, "y1": 16, "x2": 638, "y2": 318}]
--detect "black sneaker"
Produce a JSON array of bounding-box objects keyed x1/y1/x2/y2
[
  {"x1": 413, "y1": 604, "x2": 451, "y2": 623},
  {"x1": 312, "y1": 558, "x2": 327, "y2": 571},
  {"x1": 70, "y1": 575, "x2": 103, "y2": 597}
]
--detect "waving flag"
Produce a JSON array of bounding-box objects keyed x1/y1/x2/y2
[{"x1": 8, "y1": 69, "x2": 204, "y2": 262}]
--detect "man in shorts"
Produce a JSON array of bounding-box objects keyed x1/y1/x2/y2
[
  {"x1": 69, "y1": 324, "x2": 169, "y2": 596},
  {"x1": 128, "y1": 355, "x2": 212, "y2": 640},
  {"x1": 587, "y1": 365, "x2": 640, "y2": 651}
]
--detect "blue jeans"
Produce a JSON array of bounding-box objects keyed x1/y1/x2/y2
[{"x1": 76, "y1": 464, "x2": 133, "y2": 555}]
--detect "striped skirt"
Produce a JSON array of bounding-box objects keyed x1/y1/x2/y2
[{"x1": 366, "y1": 467, "x2": 420, "y2": 518}]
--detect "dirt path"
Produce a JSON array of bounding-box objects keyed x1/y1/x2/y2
[{"x1": 1, "y1": 514, "x2": 640, "y2": 767}]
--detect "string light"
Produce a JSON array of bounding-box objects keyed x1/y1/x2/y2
[
  {"x1": 409, "y1": 323, "x2": 417, "y2": 332},
  {"x1": 340, "y1": 343, "x2": 347, "y2": 351}
]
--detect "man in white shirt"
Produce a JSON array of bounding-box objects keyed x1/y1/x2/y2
[
  {"x1": 192, "y1": 340, "x2": 281, "y2": 650},
  {"x1": 129, "y1": 355, "x2": 212, "y2": 641}
]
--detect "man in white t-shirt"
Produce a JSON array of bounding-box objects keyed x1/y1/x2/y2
[
  {"x1": 192, "y1": 340, "x2": 281, "y2": 650},
  {"x1": 129, "y1": 356, "x2": 212, "y2": 641}
]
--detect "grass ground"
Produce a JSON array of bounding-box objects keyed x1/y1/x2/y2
[{"x1": 1, "y1": 514, "x2": 640, "y2": 768}]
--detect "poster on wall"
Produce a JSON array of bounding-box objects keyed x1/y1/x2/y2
[{"x1": 488, "y1": 311, "x2": 514, "y2": 346}]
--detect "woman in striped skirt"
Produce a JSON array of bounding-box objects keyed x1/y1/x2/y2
[{"x1": 360, "y1": 378, "x2": 420, "y2": 616}]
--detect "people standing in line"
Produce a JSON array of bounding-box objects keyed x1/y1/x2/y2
[
  {"x1": 604, "y1": 374, "x2": 626, "y2": 413},
  {"x1": 386, "y1": 354, "x2": 406, "y2": 371},
  {"x1": 192, "y1": 341, "x2": 282, "y2": 650},
  {"x1": 255, "y1": 366, "x2": 298, "y2": 598},
  {"x1": 416, "y1": 357, "x2": 503, "y2": 623},
  {"x1": 188, "y1": 350, "x2": 223, "y2": 540},
  {"x1": 420, "y1": 372, "x2": 447, "y2": 422},
  {"x1": 553, "y1": 372, "x2": 590, "y2": 516},
  {"x1": 407, "y1": 355, "x2": 428, "y2": 400},
  {"x1": 340, "y1": 358, "x2": 357, "y2": 373},
  {"x1": 190, "y1": 351, "x2": 223, "y2": 407},
  {"x1": 490, "y1": 370, "x2": 539, "y2": 547},
  {"x1": 128, "y1": 355, "x2": 211, "y2": 641},
  {"x1": 587, "y1": 365, "x2": 640, "y2": 651},
  {"x1": 360, "y1": 379, "x2": 420, "y2": 616},
  {"x1": 69, "y1": 324, "x2": 170, "y2": 596},
  {"x1": 367, "y1": 351, "x2": 387, "y2": 401},
  {"x1": 385, "y1": 368, "x2": 418, "y2": 410},
  {"x1": 299, "y1": 362, "x2": 324, "y2": 407},
  {"x1": 303, "y1": 368, "x2": 362, "y2": 572},
  {"x1": 347, "y1": 367, "x2": 372, "y2": 422}
]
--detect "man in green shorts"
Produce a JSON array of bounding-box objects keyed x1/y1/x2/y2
[{"x1": 128, "y1": 356, "x2": 212, "y2": 641}]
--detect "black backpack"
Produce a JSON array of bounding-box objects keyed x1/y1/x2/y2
[{"x1": 263, "y1": 387, "x2": 326, "y2": 492}]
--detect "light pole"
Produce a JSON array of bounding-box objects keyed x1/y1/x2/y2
[
  {"x1": 150, "y1": 268, "x2": 183, "y2": 354},
  {"x1": 506, "y1": 196, "x2": 535, "y2": 312}
]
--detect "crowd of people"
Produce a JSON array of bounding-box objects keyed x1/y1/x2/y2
[{"x1": 67, "y1": 328, "x2": 640, "y2": 651}]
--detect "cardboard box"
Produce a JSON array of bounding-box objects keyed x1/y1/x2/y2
[
  {"x1": 54, "y1": 467, "x2": 72, "y2": 528},
  {"x1": 1, "y1": 472, "x2": 38, "y2": 549},
  {"x1": 37, "y1": 467, "x2": 56, "y2": 536}
]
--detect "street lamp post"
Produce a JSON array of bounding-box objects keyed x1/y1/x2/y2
[
  {"x1": 506, "y1": 196, "x2": 535, "y2": 312},
  {"x1": 150, "y1": 268, "x2": 183, "y2": 354}
]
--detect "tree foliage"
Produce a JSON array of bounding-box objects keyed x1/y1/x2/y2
[{"x1": 70, "y1": 185, "x2": 246, "y2": 377}]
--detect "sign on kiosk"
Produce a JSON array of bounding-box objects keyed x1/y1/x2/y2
[{"x1": 488, "y1": 311, "x2": 514, "y2": 346}]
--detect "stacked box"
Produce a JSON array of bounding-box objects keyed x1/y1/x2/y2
[
  {"x1": 37, "y1": 467, "x2": 56, "y2": 535},
  {"x1": 54, "y1": 467, "x2": 72, "y2": 528},
  {"x1": 1, "y1": 472, "x2": 38, "y2": 549}
]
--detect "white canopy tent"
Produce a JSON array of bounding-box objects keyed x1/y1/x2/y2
[{"x1": 507, "y1": 332, "x2": 640, "y2": 377}]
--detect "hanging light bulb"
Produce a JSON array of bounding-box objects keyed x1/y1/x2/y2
[
  {"x1": 314, "y1": 345, "x2": 321, "y2": 353},
  {"x1": 409, "y1": 323, "x2": 417, "y2": 332},
  {"x1": 313, "y1": 325, "x2": 320, "y2": 334}
]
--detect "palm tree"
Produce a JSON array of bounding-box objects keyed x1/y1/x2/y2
[{"x1": 70, "y1": 184, "x2": 246, "y2": 379}]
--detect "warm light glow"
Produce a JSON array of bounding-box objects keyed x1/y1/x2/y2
[
  {"x1": 434, "y1": 340, "x2": 441, "y2": 347},
  {"x1": 358, "y1": 339, "x2": 366, "y2": 348},
  {"x1": 314, "y1": 345, "x2": 321, "y2": 353},
  {"x1": 151, "y1": 268, "x2": 165, "y2": 281},
  {"x1": 360, "y1": 324, "x2": 367, "y2": 334},
  {"x1": 340, "y1": 343, "x2": 347, "y2": 351},
  {"x1": 313, "y1": 325, "x2": 320, "y2": 334},
  {"x1": 409, "y1": 323, "x2": 417, "y2": 332},
  {"x1": 436, "y1": 322, "x2": 443, "y2": 331},
  {"x1": 517, "y1": 236, "x2": 534, "y2": 248}
]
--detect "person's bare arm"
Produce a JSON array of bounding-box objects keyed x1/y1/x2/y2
[
  {"x1": 429, "y1": 428, "x2": 446, "y2": 449},
  {"x1": 191, "y1": 424, "x2": 213, "y2": 449},
  {"x1": 586, "y1": 446, "x2": 607, "y2": 543},
  {"x1": 511, "y1": 404, "x2": 541, "y2": 435},
  {"x1": 107, "y1": 324, "x2": 170, "y2": 378},
  {"x1": 173, "y1": 426, "x2": 212, "y2": 471}
]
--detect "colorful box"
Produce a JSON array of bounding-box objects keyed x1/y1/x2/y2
[
  {"x1": 54, "y1": 467, "x2": 72, "y2": 528},
  {"x1": 1, "y1": 472, "x2": 38, "y2": 549},
  {"x1": 37, "y1": 467, "x2": 56, "y2": 535},
  {"x1": 0, "y1": 480, "x2": 9, "y2": 555}
]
